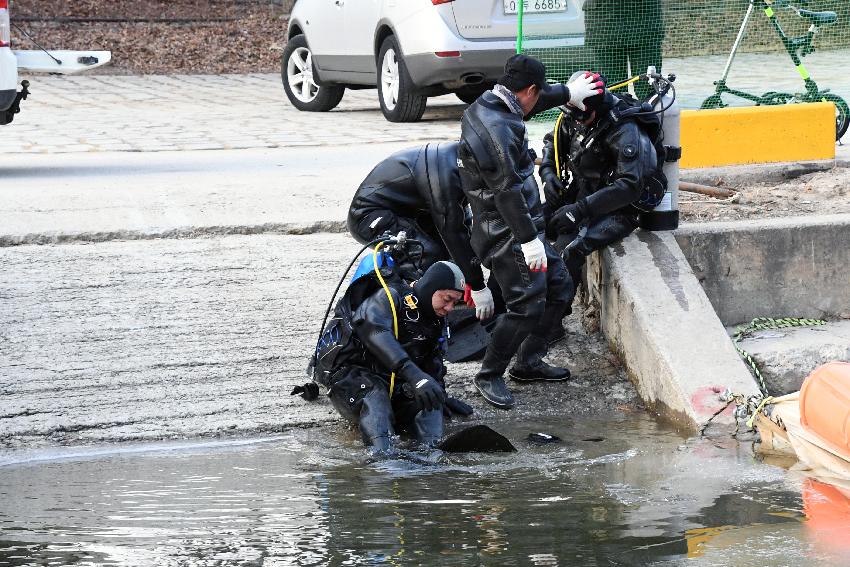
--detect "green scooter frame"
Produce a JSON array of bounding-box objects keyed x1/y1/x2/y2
[{"x1": 701, "y1": 0, "x2": 849, "y2": 141}]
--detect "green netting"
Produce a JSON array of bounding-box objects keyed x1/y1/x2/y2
[{"x1": 518, "y1": 0, "x2": 850, "y2": 119}]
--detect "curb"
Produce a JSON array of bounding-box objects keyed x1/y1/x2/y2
[
  {"x1": 682, "y1": 158, "x2": 850, "y2": 187},
  {"x1": 0, "y1": 220, "x2": 349, "y2": 248}
]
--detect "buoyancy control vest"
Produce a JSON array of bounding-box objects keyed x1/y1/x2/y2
[
  {"x1": 555, "y1": 93, "x2": 676, "y2": 213},
  {"x1": 310, "y1": 252, "x2": 442, "y2": 388}
]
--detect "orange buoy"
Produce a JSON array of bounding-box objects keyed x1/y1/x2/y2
[{"x1": 800, "y1": 362, "x2": 850, "y2": 459}]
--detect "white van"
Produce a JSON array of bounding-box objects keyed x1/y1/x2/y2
[
  {"x1": 282, "y1": 0, "x2": 585, "y2": 122},
  {"x1": 1, "y1": 0, "x2": 111, "y2": 125}
]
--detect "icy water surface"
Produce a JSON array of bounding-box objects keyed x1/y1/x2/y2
[{"x1": 1, "y1": 414, "x2": 849, "y2": 566}]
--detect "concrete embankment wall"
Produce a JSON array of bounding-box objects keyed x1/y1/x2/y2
[
  {"x1": 593, "y1": 214, "x2": 850, "y2": 428},
  {"x1": 586, "y1": 231, "x2": 759, "y2": 432},
  {"x1": 675, "y1": 214, "x2": 850, "y2": 326}
]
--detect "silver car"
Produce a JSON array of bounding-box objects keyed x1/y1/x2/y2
[{"x1": 282, "y1": 0, "x2": 585, "y2": 122}]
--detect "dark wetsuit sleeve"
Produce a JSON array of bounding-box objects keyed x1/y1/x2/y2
[
  {"x1": 528, "y1": 83, "x2": 570, "y2": 119},
  {"x1": 539, "y1": 131, "x2": 567, "y2": 215},
  {"x1": 431, "y1": 187, "x2": 486, "y2": 290},
  {"x1": 583, "y1": 123, "x2": 656, "y2": 219},
  {"x1": 352, "y1": 288, "x2": 409, "y2": 372}
]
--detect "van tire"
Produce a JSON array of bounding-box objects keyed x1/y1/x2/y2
[
  {"x1": 282, "y1": 35, "x2": 345, "y2": 112},
  {"x1": 377, "y1": 36, "x2": 426, "y2": 122}
]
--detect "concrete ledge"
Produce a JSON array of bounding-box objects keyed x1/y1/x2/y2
[
  {"x1": 587, "y1": 230, "x2": 759, "y2": 431},
  {"x1": 0, "y1": 220, "x2": 349, "y2": 247},
  {"x1": 682, "y1": 160, "x2": 850, "y2": 187},
  {"x1": 680, "y1": 103, "x2": 836, "y2": 168},
  {"x1": 735, "y1": 320, "x2": 850, "y2": 395},
  {"x1": 675, "y1": 214, "x2": 850, "y2": 326}
]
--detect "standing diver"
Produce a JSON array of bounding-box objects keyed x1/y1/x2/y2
[{"x1": 457, "y1": 54, "x2": 604, "y2": 409}]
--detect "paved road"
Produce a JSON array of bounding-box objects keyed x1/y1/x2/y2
[
  {"x1": 5, "y1": 47, "x2": 849, "y2": 155},
  {"x1": 0, "y1": 144, "x2": 416, "y2": 245}
]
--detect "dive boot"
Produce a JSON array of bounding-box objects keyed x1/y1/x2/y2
[
  {"x1": 473, "y1": 374, "x2": 515, "y2": 409},
  {"x1": 509, "y1": 335, "x2": 571, "y2": 382},
  {"x1": 473, "y1": 346, "x2": 516, "y2": 409}
]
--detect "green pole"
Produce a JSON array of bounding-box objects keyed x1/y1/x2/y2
[{"x1": 517, "y1": 0, "x2": 524, "y2": 53}]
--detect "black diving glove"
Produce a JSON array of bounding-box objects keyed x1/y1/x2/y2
[
  {"x1": 542, "y1": 171, "x2": 565, "y2": 200},
  {"x1": 551, "y1": 200, "x2": 588, "y2": 235},
  {"x1": 444, "y1": 397, "x2": 474, "y2": 419},
  {"x1": 398, "y1": 360, "x2": 447, "y2": 412}
]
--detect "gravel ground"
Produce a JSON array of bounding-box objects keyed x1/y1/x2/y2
[
  {"x1": 11, "y1": 0, "x2": 288, "y2": 75},
  {"x1": 680, "y1": 166, "x2": 850, "y2": 223}
]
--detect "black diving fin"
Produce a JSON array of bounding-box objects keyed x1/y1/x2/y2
[
  {"x1": 444, "y1": 309, "x2": 491, "y2": 363},
  {"x1": 437, "y1": 424, "x2": 516, "y2": 453}
]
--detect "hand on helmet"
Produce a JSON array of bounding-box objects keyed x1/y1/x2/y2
[
  {"x1": 566, "y1": 72, "x2": 604, "y2": 111},
  {"x1": 520, "y1": 237, "x2": 548, "y2": 272},
  {"x1": 469, "y1": 286, "x2": 495, "y2": 320}
]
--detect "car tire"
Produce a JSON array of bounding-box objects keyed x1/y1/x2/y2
[
  {"x1": 377, "y1": 36, "x2": 426, "y2": 123},
  {"x1": 282, "y1": 35, "x2": 344, "y2": 112}
]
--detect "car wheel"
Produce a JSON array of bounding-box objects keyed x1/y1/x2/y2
[
  {"x1": 377, "y1": 36, "x2": 426, "y2": 123},
  {"x1": 281, "y1": 35, "x2": 344, "y2": 112}
]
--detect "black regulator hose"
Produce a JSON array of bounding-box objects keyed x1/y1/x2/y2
[{"x1": 311, "y1": 238, "x2": 382, "y2": 371}]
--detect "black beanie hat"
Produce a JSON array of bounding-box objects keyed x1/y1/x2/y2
[
  {"x1": 412, "y1": 261, "x2": 465, "y2": 319},
  {"x1": 498, "y1": 54, "x2": 547, "y2": 91}
]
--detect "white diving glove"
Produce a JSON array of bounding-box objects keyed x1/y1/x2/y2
[
  {"x1": 519, "y1": 237, "x2": 548, "y2": 272},
  {"x1": 470, "y1": 286, "x2": 495, "y2": 320},
  {"x1": 566, "y1": 72, "x2": 604, "y2": 111}
]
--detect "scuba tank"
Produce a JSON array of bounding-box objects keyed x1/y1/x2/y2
[{"x1": 639, "y1": 66, "x2": 681, "y2": 231}]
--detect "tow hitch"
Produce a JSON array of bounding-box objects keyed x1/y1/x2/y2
[{"x1": 1, "y1": 80, "x2": 29, "y2": 125}]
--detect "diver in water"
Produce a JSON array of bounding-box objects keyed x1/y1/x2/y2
[{"x1": 311, "y1": 260, "x2": 468, "y2": 452}]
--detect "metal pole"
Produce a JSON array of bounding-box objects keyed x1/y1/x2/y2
[
  {"x1": 720, "y1": 2, "x2": 755, "y2": 82},
  {"x1": 517, "y1": 0, "x2": 524, "y2": 53}
]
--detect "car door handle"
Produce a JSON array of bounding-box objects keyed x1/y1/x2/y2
[{"x1": 335, "y1": 0, "x2": 344, "y2": 5}]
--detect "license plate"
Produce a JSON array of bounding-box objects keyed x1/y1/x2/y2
[{"x1": 504, "y1": 0, "x2": 568, "y2": 15}]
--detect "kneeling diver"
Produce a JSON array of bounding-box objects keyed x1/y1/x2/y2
[{"x1": 317, "y1": 260, "x2": 467, "y2": 451}]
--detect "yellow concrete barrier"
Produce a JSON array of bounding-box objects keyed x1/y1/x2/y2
[{"x1": 680, "y1": 102, "x2": 836, "y2": 168}]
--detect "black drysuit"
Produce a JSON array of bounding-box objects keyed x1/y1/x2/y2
[
  {"x1": 347, "y1": 143, "x2": 487, "y2": 290},
  {"x1": 540, "y1": 110, "x2": 659, "y2": 304},
  {"x1": 457, "y1": 87, "x2": 573, "y2": 380},
  {"x1": 327, "y1": 282, "x2": 446, "y2": 448}
]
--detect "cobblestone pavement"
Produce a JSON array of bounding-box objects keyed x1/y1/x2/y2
[
  {"x1": 5, "y1": 48, "x2": 849, "y2": 155},
  {"x1": 2, "y1": 74, "x2": 465, "y2": 155},
  {"x1": 0, "y1": 233, "x2": 635, "y2": 449}
]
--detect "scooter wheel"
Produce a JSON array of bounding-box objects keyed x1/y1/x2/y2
[
  {"x1": 700, "y1": 94, "x2": 726, "y2": 110},
  {"x1": 818, "y1": 93, "x2": 850, "y2": 141},
  {"x1": 760, "y1": 92, "x2": 793, "y2": 106}
]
